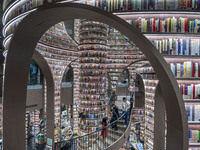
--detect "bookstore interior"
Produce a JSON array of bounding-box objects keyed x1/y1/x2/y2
[{"x1": 1, "y1": 0, "x2": 200, "y2": 149}]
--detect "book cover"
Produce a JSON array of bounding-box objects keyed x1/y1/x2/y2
[
  {"x1": 185, "y1": 85, "x2": 188, "y2": 99},
  {"x1": 193, "y1": 84, "x2": 195, "y2": 99},
  {"x1": 185, "y1": 18, "x2": 188, "y2": 32},
  {"x1": 177, "y1": 63, "x2": 181, "y2": 77},
  {"x1": 195, "y1": 84, "x2": 198, "y2": 99},
  {"x1": 188, "y1": 86, "x2": 191, "y2": 99},
  {"x1": 181, "y1": 63, "x2": 184, "y2": 77},
  {"x1": 190, "y1": 105, "x2": 193, "y2": 121},
  {"x1": 195, "y1": 63, "x2": 198, "y2": 77},
  {"x1": 186, "y1": 39, "x2": 190, "y2": 55}
]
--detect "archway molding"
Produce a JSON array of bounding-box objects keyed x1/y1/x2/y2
[
  {"x1": 32, "y1": 50, "x2": 55, "y2": 147},
  {"x1": 3, "y1": 3, "x2": 188, "y2": 150}
]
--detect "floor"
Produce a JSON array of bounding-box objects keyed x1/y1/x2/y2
[
  {"x1": 26, "y1": 126, "x2": 46, "y2": 150},
  {"x1": 26, "y1": 137, "x2": 46, "y2": 150}
]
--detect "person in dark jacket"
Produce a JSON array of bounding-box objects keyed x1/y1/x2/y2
[{"x1": 110, "y1": 103, "x2": 119, "y2": 130}]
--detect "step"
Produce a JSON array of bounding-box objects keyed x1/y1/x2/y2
[
  {"x1": 107, "y1": 132, "x2": 120, "y2": 141},
  {"x1": 108, "y1": 128, "x2": 125, "y2": 136},
  {"x1": 93, "y1": 136, "x2": 114, "y2": 149}
]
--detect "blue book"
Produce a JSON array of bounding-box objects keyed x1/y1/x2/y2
[
  {"x1": 175, "y1": 63, "x2": 177, "y2": 76},
  {"x1": 181, "y1": 64, "x2": 184, "y2": 77},
  {"x1": 185, "y1": 85, "x2": 188, "y2": 97},
  {"x1": 165, "y1": 18, "x2": 167, "y2": 32},
  {"x1": 186, "y1": 105, "x2": 189, "y2": 120},
  {"x1": 189, "y1": 130, "x2": 191, "y2": 139},
  {"x1": 183, "y1": 39, "x2": 186, "y2": 55},
  {"x1": 190, "y1": 105, "x2": 193, "y2": 121},
  {"x1": 198, "y1": 0, "x2": 200, "y2": 9},
  {"x1": 186, "y1": 39, "x2": 190, "y2": 55},
  {"x1": 178, "y1": 39, "x2": 181, "y2": 55}
]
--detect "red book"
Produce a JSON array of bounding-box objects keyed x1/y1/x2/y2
[
  {"x1": 185, "y1": 18, "x2": 188, "y2": 32},
  {"x1": 193, "y1": 84, "x2": 195, "y2": 99},
  {"x1": 187, "y1": 0, "x2": 190, "y2": 8},
  {"x1": 153, "y1": 20, "x2": 156, "y2": 32},
  {"x1": 198, "y1": 62, "x2": 200, "y2": 77},
  {"x1": 183, "y1": 84, "x2": 185, "y2": 95}
]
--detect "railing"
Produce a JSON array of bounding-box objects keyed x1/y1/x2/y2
[
  {"x1": 107, "y1": 91, "x2": 116, "y2": 106},
  {"x1": 55, "y1": 98, "x2": 134, "y2": 150}
]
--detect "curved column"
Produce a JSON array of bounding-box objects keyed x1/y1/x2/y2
[
  {"x1": 3, "y1": 3, "x2": 188, "y2": 150},
  {"x1": 32, "y1": 50, "x2": 54, "y2": 148},
  {"x1": 154, "y1": 83, "x2": 166, "y2": 150}
]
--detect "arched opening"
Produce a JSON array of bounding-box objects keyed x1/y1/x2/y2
[{"x1": 3, "y1": 3, "x2": 188, "y2": 150}]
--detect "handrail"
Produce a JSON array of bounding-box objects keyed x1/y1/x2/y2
[
  {"x1": 107, "y1": 90, "x2": 115, "y2": 105},
  {"x1": 55, "y1": 90, "x2": 115, "y2": 145},
  {"x1": 105, "y1": 107, "x2": 135, "y2": 150},
  {"x1": 56, "y1": 105, "x2": 126, "y2": 144},
  {"x1": 55, "y1": 98, "x2": 134, "y2": 149}
]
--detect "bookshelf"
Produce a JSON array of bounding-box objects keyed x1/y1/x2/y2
[
  {"x1": 78, "y1": 20, "x2": 107, "y2": 142},
  {"x1": 37, "y1": 22, "x2": 78, "y2": 143},
  {"x1": 115, "y1": 10, "x2": 200, "y2": 149},
  {"x1": 136, "y1": 66, "x2": 158, "y2": 150},
  {"x1": 71, "y1": 61, "x2": 80, "y2": 135}
]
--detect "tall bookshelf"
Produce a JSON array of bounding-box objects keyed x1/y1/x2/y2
[
  {"x1": 107, "y1": 28, "x2": 144, "y2": 93},
  {"x1": 78, "y1": 20, "x2": 108, "y2": 141},
  {"x1": 137, "y1": 66, "x2": 158, "y2": 149},
  {"x1": 38, "y1": 22, "x2": 78, "y2": 142}
]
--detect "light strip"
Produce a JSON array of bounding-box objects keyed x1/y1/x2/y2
[
  {"x1": 3, "y1": 8, "x2": 37, "y2": 37},
  {"x1": 2, "y1": 0, "x2": 28, "y2": 25},
  {"x1": 113, "y1": 11, "x2": 200, "y2": 15},
  {"x1": 3, "y1": 50, "x2": 8, "y2": 58},
  {"x1": 56, "y1": 0, "x2": 79, "y2": 3},
  {"x1": 37, "y1": 42, "x2": 78, "y2": 52},
  {"x1": 3, "y1": 34, "x2": 13, "y2": 48},
  {"x1": 145, "y1": 33, "x2": 200, "y2": 38}
]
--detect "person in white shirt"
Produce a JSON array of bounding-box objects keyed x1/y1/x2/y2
[{"x1": 122, "y1": 97, "x2": 130, "y2": 126}]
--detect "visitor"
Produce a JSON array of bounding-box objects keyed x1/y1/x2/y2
[
  {"x1": 110, "y1": 103, "x2": 119, "y2": 131},
  {"x1": 122, "y1": 97, "x2": 130, "y2": 127},
  {"x1": 128, "y1": 82, "x2": 135, "y2": 98},
  {"x1": 101, "y1": 117, "x2": 108, "y2": 147}
]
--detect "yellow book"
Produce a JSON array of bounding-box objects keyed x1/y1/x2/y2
[
  {"x1": 114, "y1": 0, "x2": 116, "y2": 10},
  {"x1": 156, "y1": 40, "x2": 158, "y2": 50},
  {"x1": 145, "y1": 20, "x2": 147, "y2": 32},
  {"x1": 108, "y1": 0, "x2": 110, "y2": 12},
  {"x1": 162, "y1": 39, "x2": 165, "y2": 53},
  {"x1": 159, "y1": 41, "x2": 162, "y2": 53},
  {"x1": 167, "y1": 18, "x2": 170, "y2": 32},
  {"x1": 183, "y1": 62, "x2": 186, "y2": 77},
  {"x1": 165, "y1": 39, "x2": 168, "y2": 52}
]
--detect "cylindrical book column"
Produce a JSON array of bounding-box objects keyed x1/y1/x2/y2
[{"x1": 78, "y1": 19, "x2": 108, "y2": 149}]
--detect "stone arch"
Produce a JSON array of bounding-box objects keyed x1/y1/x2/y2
[{"x1": 3, "y1": 3, "x2": 188, "y2": 150}]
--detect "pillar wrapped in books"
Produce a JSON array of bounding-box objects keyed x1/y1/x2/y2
[{"x1": 78, "y1": 19, "x2": 108, "y2": 149}]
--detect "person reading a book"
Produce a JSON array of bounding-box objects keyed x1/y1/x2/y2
[{"x1": 122, "y1": 97, "x2": 130, "y2": 127}]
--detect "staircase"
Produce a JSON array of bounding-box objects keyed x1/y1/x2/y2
[
  {"x1": 55, "y1": 97, "x2": 134, "y2": 150},
  {"x1": 91, "y1": 120, "x2": 127, "y2": 150}
]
